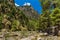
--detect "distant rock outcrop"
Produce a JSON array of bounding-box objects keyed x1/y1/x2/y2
[{"x1": 18, "y1": 6, "x2": 39, "y2": 19}]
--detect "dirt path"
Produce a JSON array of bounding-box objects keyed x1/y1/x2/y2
[{"x1": 21, "y1": 36, "x2": 35, "y2": 40}]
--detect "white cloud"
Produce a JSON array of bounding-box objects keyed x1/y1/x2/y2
[
  {"x1": 15, "y1": 3, "x2": 20, "y2": 6},
  {"x1": 23, "y1": 2, "x2": 31, "y2": 6}
]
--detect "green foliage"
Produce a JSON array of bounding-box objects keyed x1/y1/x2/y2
[
  {"x1": 0, "y1": 15, "x2": 3, "y2": 29},
  {"x1": 11, "y1": 20, "x2": 20, "y2": 31},
  {"x1": 0, "y1": 0, "x2": 39, "y2": 31},
  {"x1": 50, "y1": 8, "x2": 60, "y2": 26},
  {"x1": 0, "y1": 0, "x2": 60, "y2": 35},
  {"x1": 38, "y1": 10, "x2": 51, "y2": 32},
  {"x1": 39, "y1": 0, "x2": 60, "y2": 35},
  {"x1": 27, "y1": 19, "x2": 39, "y2": 31}
]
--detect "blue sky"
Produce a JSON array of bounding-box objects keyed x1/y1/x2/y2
[{"x1": 14, "y1": 0, "x2": 42, "y2": 14}]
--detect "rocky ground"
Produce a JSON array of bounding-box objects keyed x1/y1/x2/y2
[{"x1": 0, "y1": 31, "x2": 60, "y2": 40}]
